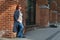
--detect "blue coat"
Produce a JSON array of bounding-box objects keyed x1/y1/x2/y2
[
  {"x1": 14, "y1": 10, "x2": 19, "y2": 21},
  {"x1": 13, "y1": 10, "x2": 20, "y2": 32}
]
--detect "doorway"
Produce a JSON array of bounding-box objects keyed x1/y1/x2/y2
[{"x1": 26, "y1": 0, "x2": 36, "y2": 25}]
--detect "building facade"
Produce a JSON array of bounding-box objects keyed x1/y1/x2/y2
[{"x1": 0, "y1": 0, "x2": 60, "y2": 38}]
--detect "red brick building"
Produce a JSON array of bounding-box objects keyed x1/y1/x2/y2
[{"x1": 0, "y1": 0, "x2": 60, "y2": 38}]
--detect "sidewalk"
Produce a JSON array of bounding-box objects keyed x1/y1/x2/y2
[
  {"x1": 26, "y1": 28, "x2": 60, "y2": 40},
  {"x1": 0, "y1": 28, "x2": 60, "y2": 40}
]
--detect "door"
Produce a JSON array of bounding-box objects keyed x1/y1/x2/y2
[{"x1": 26, "y1": 0, "x2": 36, "y2": 25}]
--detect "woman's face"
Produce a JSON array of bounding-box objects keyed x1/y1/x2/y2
[{"x1": 19, "y1": 5, "x2": 22, "y2": 10}]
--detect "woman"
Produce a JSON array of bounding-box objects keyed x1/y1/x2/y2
[{"x1": 13, "y1": 4, "x2": 25, "y2": 38}]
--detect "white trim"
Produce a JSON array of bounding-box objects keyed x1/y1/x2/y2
[
  {"x1": 48, "y1": 21, "x2": 50, "y2": 27},
  {"x1": 52, "y1": 11, "x2": 58, "y2": 14},
  {"x1": 40, "y1": 5, "x2": 49, "y2": 9},
  {"x1": 49, "y1": 23, "x2": 57, "y2": 26}
]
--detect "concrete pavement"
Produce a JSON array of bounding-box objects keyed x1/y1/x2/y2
[
  {"x1": 26, "y1": 28, "x2": 60, "y2": 40},
  {"x1": 0, "y1": 28, "x2": 60, "y2": 40}
]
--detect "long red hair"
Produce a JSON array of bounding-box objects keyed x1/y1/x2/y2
[
  {"x1": 16, "y1": 4, "x2": 22, "y2": 11},
  {"x1": 16, "y1": 4, "x2": 20, "y2": 10}
]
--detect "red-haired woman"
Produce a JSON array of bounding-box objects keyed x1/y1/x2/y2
[{"x1": 13, "y1": 4, "x2": 25, "y2": 38}]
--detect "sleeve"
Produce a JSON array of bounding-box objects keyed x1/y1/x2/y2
[{"x1": 14, "y1": 10, "x2": 19, "y2": 21}]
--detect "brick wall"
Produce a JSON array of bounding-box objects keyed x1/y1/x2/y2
[
  {"x1": 57, "y1": 0, "x2": 60, "y2": 23},
  {"x1": 57, "y1": 13, "x2": 60, "y2": 23},
  {"x1": 40, "y1": 8, "x2": 49, "y2": 27},
  {"x1": 0, "y1": 0, "x2": 60, "y2": 38},
  {"x1": 0, "y1": 0, "x2": 26, "y2": 38},
  {"x1": 36, "y1": 3, "x2": 40, "y2": 26},
  {"x1": 36, "y1": 0, "x2": 48, "y2": 5},
  {"x1": 0, "y1": 0, "x2": 17, "y2": 38},
  {"x1": 49, "y1": 1, "x2": 58, "y2": 25},
  {"x1": 36, "y1": 0, "x2": 49, "y2": 27}
]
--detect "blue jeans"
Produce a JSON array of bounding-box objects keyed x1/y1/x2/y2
[
  {"x1": 17, "y1": 22, "x2": 24, "y2": 38},
  {"x1": 13, "y1": 21, "x2": 24, "y2": 38}
]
